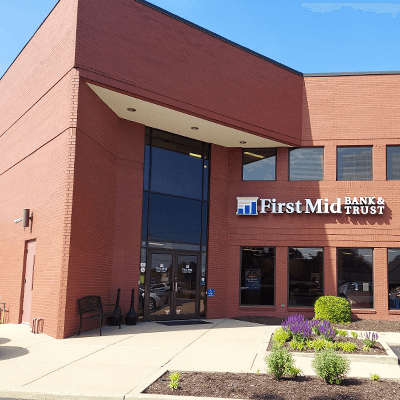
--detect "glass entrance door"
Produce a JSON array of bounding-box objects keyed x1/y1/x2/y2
[{"x1": 144, "y1": 250, "x2": 200, "y2": 321}]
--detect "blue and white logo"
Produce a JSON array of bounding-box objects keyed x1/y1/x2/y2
[{"x1": 237, "y1": 197, "x2": 258, "y2": 215}]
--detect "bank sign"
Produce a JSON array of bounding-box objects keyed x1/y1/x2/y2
[{"x1": 236, "y1": 197, "x2": 385, "y2": 216}]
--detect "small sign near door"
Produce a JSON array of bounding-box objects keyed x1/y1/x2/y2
[{"x1": 207, "y1": 289, "x2": 215, "y2": 297}]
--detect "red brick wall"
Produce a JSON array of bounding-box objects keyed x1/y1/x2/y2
[
  {"x1": 206, "y1": 74, "x2": 400, "y2": 322},
  {"x1": 0, "y1": 0, "x2": 77, "y2": 136},
  {"x1": 0, "y1": 70, "x2": 79, "y2": 338},
  {"x1": 74, "y1": 0, "x2": 303, "y2": 146},
  {"x1": 111, "y1": 119, "x2": 145, "y2": 314},
  {"x1": 63, "y1": 81, "x2": 145, "y2": 337}
]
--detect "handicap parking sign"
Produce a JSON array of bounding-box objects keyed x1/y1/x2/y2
[{"x1": 207, "y1": 289, "x2": 215, "y2": 297}]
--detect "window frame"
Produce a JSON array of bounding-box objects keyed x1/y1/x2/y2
[
  {"x1": 336, "y1": 247, "x2": 374, "y2": 309},
  {"x1": 336, "y1": 145, "x2": 373, "y2": 181},
  {"x1": 242, "y1": 148, "x2": 277, "y2": 181},
  {"x1": 386, "y1": 145, "x2": 400, "y2": 180},
  {"x1": 287, "y1": 247, "x2": 324, "y2": 308},
  {"x1": 387, "y1": 248, "x2": 400, "y2": 310},
  {"x1": 239, "y1": 246, "x2": 276, "y2": 307},
  {"x1": 288, "y1": 147, "x2": 324, "y2": 181}
]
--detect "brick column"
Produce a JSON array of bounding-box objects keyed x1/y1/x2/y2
[
  {"x1": 275, "y1": 246, "x2": 288, "y2": 315},
  {"x1": 324, "y1": 246, "x2": 337, "y2": 296}
]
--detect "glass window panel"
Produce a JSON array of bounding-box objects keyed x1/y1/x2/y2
[
  {"x1": 241, "y1": 247, "x2": 275, "y2": 306},
  {"x1": 150, "y1": 147, "x2": 203, "y2": 199},
  {"x1": 143, "y1": 145, "x2": 150, "y2": 190},
  {"x1": 202, "y1": 202, "x2": 208, "y2": 244},
  {"x1": 200, "y1": 252, "x2": 207, "y2": 317},
  {"x1": 148, "y1": 193, "x2": 202, "y2": 244},
  {"x1": 337, "y1": 248, "x2": 373, "y2": 308},
  {"x1": 243, "y1": 148, "x2": 276, "y2": 181},
  {"x1": 147, "y1": 242, "x2": 201, "y2": 251},
  {"x1": 141, "y1": 192, "x2": 149, "y2": 239},
  {"x1": 152, "y1": 128, "x2": 205, "y2": 152},
  {"x1": 203, "y1": 158, "x2": 209, "y2": 201},
  {"x1": 288, "y1": 248, "x2": 324, "y2": 307},
  {"x1": 387, "y1": 146, "x2": 400, "y2": 180},
  {"x1": 388, "y1": 249, "x2": 400, "y2": 309},
  {"x1": 337, "y1": 147, "x2": 372, "y2": 181},
  {"x1": 289, "y1": 148, "x2": 324, "y2": 181}
]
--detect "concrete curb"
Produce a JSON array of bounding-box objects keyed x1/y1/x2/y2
[{"x1": 0, "y1": 390, "x2": 122, "y2": 400}]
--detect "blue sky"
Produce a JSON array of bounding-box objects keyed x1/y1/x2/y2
[{"x1": 1, "y1": 0, "x2": 399, "y2": 77}]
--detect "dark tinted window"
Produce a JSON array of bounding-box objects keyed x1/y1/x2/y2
[
  {"x1": 388, "y1": 249, "x2": 400, "y2": 309},
  {"x1": 242, "y1": 149, "x2": 276, "y2": 181},
  {"x1": 143, "y1": 145, "x2": 150, "y2": 190},
  {"x1": 148, "y1": 193, "x2": 202, "y2": 244},
  {"x1": 241, "y1": 247, "x2": 275, "y2": 306},
  {"x1": 289, "y1": 148, "x2": 323, "y2": 181},
  {"x1": 337, "y1": 248, "x2": 373, "y2": 308},
  {"x1": 151, "y1": 147, "x2": 203, "y2": 199},
  {"x1": 289, "y1": 248, "x2": 324, "y2": 307},
  {"x1": 141, "y1": 192, "x2": 149, "y2": 239},
  {"x1": 387, "y1": 146, "x2": 400, "y2": 180},
  {"x1": 337, "y1": 147, "x2": 372, "y2": 181}
]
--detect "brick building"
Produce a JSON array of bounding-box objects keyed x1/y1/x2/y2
[{"x1": 1, "y1": 0, "x2": 399, "y2": 339}]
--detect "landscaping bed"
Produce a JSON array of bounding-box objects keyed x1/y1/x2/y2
[
  {"x1": 144, "y1": 370, "x2": 400, "y2": 400},
  {"x1": 234, "y1": 316, "x2": 400, "y2": 332},
  {"x1": 266, "y1": 332, "x2": 386, "y2": 355}
]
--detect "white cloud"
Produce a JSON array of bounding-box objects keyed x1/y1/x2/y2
[{"x1": 302, "y1": 3, "x2": 400, "y2": 18}]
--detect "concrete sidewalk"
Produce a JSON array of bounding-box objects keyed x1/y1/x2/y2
[{"x1": 0, "y1": 319, "x2": 400, "y2": 400}]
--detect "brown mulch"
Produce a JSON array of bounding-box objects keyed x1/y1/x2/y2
[
  {"x1": 233, "y1": 316, "x2": 400, "y2": 333},
  {"x1": 144, "y1": 371, "x2": 400, "y2": 400}
]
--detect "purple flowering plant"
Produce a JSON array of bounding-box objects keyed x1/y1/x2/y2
[
  {"x1": 282, "y1": 314, "x2": 312, "y2": 342},
  {"x1": 363, "y1": 332, "x2": 379, "y2": 349},
  {"x1": 311, "y1": 318, "x2": 336, "y2": 341}
]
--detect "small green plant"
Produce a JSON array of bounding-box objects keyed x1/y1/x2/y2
[
  {"x1": 308, "y1": 337, "x2": 331, "y2": 351},
  {"x1": 351, "y1": 331, "x2": 359, "y2": 339},
  {"x1": 265, "y1": 344, "x2": 300, "y2": 380},
  {"x1": 363, "y1": 332, "x2": 379, "y2": 350},
  {"x1": 168, "y1": 372, "x2": 180, "y2": 391},
  {"x1": 287, "y1": 366, "x2": 302, "y2": 378},
  {"x1": 273, "y1": 327, "x2": 292, "y2": 346},
  {"x1": 336, "y1": 329, "x2": 348, "y2": 337},
  {"x1": 312, "y1": 348, "x2": 350, "y2": 385},
  {"x1": 256, "y1": 369, "x2": 260, "y2": 375},
  {"x1": 370, "y1": 373, "x2": 380, "y2": 382},
  {"x1": 314, "y1": 296, "x2": 351, "y2": 324},
  {"x1": 290, "y1": 340, "x2": 306, "y2": 351},
  {"x1": 335, "y1": 342, "x2": 357, "y2": 353}
]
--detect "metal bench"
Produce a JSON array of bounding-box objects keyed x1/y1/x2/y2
[{"x1": 77, "y1": 292, "x2": 121, "y2": 336}]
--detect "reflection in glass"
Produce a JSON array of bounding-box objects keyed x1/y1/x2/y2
[
  {"x1": 388, "y1": 249, "x2": 400, "y2": 309},
  {"x1": 387, "y1": 146, "x2": 400, "y2": 180},
  {"x1": 148, "y1": 194, "x2": 202, "y2": 244},
  {"x1": 337, "y1": 147, "x2": 372, "y2": 181},
  {"x1": 337, "y1": 248, "x2": 373, "y2": 308},
  {"x1": 141, "y1": 192, "x2": 148, "y2": 239},
  {"x1": 151, "y1": 147, "x2": 203, "y2": 199},
  {"x1": 143, "y1": 145, "x2": 150, "y2": 190},
  {"x1": 241, "y1": 247, "x2": 275, "y2": 306},
  {"x1": 289, "y1": 148, "x2": 324, "y2": 181},
  {"x1": 243, "y1": 149, "x2": 276, "y2": 181},
  {"x1": 289, "y1": 248, "x2": 324, "y2": 307},
  {"x1": 148, "y1": 242, "x2": 201, "y2": 251},
  {"x1": 176, "y1": 254, "x2": 198, "y2": 317},
  {"x1": 143, "y1": 253, "x2": 172, "y2": 317},
  {"x1": 200, "y1": 252, "x2": 206, "y2": 317}
]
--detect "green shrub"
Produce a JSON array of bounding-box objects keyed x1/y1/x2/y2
[
  {"x1": 290, "y1": 340, "x2": 306, "y2": 351},
  {"x1": 308, "y1": 337, "x2": 332, "y2": 351},
  {"x1": 272, "y1": 327, "x2": 292, "y2": 346},
  {"x1": 336, "y1": 329, "x2": 348, "y2": 337},
  {"x1": 351, "y1": 331, "x2": 359, "y2": 338},
  {"x1": 314, "y1": 296, "x2": 351, "y2": 324},
  {"x1": 287, "y1": 366, "x2": 302, "y2": 378},
  {"x1": 265, "y1": 345, "x2": 300, "y2": 380},
  {"x1": 335, "y1": 342, "x2": 357, "y2": 353},
  {"x1": 312, "y1": 348, "x2": 350, "y2": 384},
  {"x1": 168, "y1": 372, "x2": 180, "y2": 391}
]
